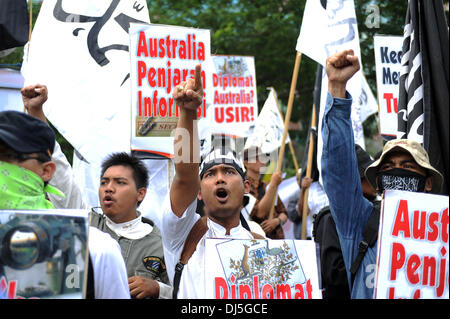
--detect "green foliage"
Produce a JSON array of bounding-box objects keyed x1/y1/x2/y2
[
  {"x1": 4, "y1": 1, "x2": 447, "y2": 172},
  {"x1": 147, "y1": 0, "x2": 310, "y2": 177},
  {"x1": 147, "y1": 0, "x2": 413, "y2": 176}
]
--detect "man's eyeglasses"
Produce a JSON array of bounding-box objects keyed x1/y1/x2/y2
[{"x1": 0, "y1": 151, "x2": 51, "y2": 163}]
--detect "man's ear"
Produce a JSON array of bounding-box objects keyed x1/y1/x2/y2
[
  {"x1": 197, "y1": 190, "x2": 203, "y2": 201},
  {"x1": 243, "y1": 179, "x2": 251, "y2": 194},
  {"x1": 137, "y1": 188, "x2": 147, "y2": 203},
  {"x1": 41, "y1": 161, "x2": 56, "y2": 182},
  {"x1": 425, "y1": 176, "x2": 433, "y2": 192}
]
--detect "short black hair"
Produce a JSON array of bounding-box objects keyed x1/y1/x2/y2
[{"x1": 100, "y1": 152, "x2": 149, "y2": 190}]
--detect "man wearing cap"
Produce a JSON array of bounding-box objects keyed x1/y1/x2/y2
[
  {"x1": 321, "y1": 50, "x2": 444, "y2": 299},
  {"x1": 161, "y1": 65, "x2": 264, "y2": 299},
  {"x1": 0, "y1": 85, "x2": 130, "y2": 299},
  {"x1": 0, "y1": 109, "x2": 62, "y2": 209}
]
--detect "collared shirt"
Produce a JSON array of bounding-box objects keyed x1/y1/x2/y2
[
  {"x1": 321, "y1": 92, "x2": 376, "y2": 299},
  {"x1": 161, "y1": 196, "x2": 255, "y2": 299}
]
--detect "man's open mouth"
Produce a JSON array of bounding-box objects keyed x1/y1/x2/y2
[
  {"x1": 103, "y1": 195, "x2": 114, "y2": 206},
  {"x1": 215, "y1": 188, "x2": 229, "y2": 203}
]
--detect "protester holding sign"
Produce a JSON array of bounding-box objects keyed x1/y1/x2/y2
[
  {"x1": 320, "y1": 49, "x2": 444, "y2": 299},
  {"x1": 161, "y1": 65, "x2": 265, "y2": 299}
]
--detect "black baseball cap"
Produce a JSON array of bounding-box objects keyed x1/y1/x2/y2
[{"x1": 0, "y1": 111, "x2": 55, "y2": 156}]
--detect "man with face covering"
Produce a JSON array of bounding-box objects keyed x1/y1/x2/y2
[
  {"x1": 0, "y1": 110, "x2": 62, "y2": 209},
  {"x1": 321, "y1": 50, "x2": 444, "y2": 299}
]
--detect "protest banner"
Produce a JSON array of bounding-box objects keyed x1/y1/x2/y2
[
  {"x1": 374, "y1": 190, "x2": 449, "y2": 299},
  {"x1": 205, "y1": 239, "x2": 321, "y2": 299},
  {"x1": 129, "y1": 23, "x2": 212, "y2": 157},
  {"x1": 0, "y1": 210, "x2": 89, "y2": 299},
  {"x1": 22, "y1": 0, "x2": 151, "y2": 165},
  {"x1": 21, "y1": 1, "x2": 153, "y2": 211},
  {"x1": 397, "y1": 0, "x2": 449, "y2": 194},
  {"x1": 296, "y1": 0, "x2": 379, "y2": 186},
  {"x1": 209, "y1": 55, "x2": 257, "y2": 137},
  {"x1": 374, "y1": 35, "x2": 403, "y2": 140}
]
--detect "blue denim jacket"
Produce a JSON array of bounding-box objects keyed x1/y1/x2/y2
[{"x1": 321, "y1": 92, "x2": 377, "y2": 299}]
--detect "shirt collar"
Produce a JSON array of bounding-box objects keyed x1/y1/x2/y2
[
  {"x1": 105, "y1": 211, "x2": 153, "y2": 240},
  {"x1": 206, "y1": 218, "x2": 249, "y2": 238}
]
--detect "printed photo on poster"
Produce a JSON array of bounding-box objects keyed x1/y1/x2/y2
[{"x1": 0, "y1": 210, "x2": 89, "y2": 299}]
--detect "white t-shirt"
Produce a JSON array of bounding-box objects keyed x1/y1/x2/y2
[
  {"x1": 161, "y1": 196, "x2": 255, "y2": 299},
  {"x1": 88, "y1": 227, "x2": 130, "y2": 299}
]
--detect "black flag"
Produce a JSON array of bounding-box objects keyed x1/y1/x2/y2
[
  {"x1": 398, "y1": 0, "x2": 449, "y2": 194},
  {"x1": 0, "y1": 0, "x2": 29, "y2": 51}
]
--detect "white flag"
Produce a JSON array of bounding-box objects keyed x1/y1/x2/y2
[
  {"x1": 297, "y1": 0, "x2": 378, "y2": 125},
  {"x1": 22, "y1": 0, "x2": 151, "y2": 165},
  {"x1": 21, "y1": 0, "x2": 151, "y2": 210},
  {"x1": 244, "y1": 88, "x2": 289, "y2": 155},
  {"x1": 296, "y1": 0, "x2": 378, "y2": 182},
  {"x1": 296, "y1": 0, "x2": 330, "y2": 65}
]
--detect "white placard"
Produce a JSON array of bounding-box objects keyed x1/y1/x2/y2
[
  {"x1": 374, "y1": 190, "x2": 449, "y2": 299},
  {"x1": 374, "y1": 35, "x2": 404, "y2": 139}
]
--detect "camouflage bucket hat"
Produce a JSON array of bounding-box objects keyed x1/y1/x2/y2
[{"x1": 365, "y1": 139, "x2": 444, "y2": 194}]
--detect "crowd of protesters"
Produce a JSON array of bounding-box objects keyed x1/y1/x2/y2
[{"x1": 0, "y1": 51, "x2": 444, "y2": 299}]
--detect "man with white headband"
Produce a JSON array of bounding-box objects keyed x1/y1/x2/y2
[{"x1": 161, "y1": 65, "x2": 264, "y2": 299}]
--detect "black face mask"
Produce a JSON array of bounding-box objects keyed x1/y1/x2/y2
[{"x1": 376, "y1": 168, "x2": 427, "y2": 193}]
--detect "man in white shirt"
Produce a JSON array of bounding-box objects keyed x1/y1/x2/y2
[
  {"x1": 161, "y1": 65, "x2": 263, "y2": 299},
  {"x1": 88, "y1": 226, "x2": 130, "y2": 299}
]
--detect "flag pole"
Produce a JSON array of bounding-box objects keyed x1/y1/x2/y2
[
  {"x1": 269, "y1": 51, "x2": 302, "y2": 220},
  {"x1": 270, "y1": 87, "x2": 300, "y2": 172},
  {"x1": 24, "y1": 0, "x2": 33, "y2": 113},
  {"x1": 301, "y1": 104, "x2": 316, "y2": 239}
]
